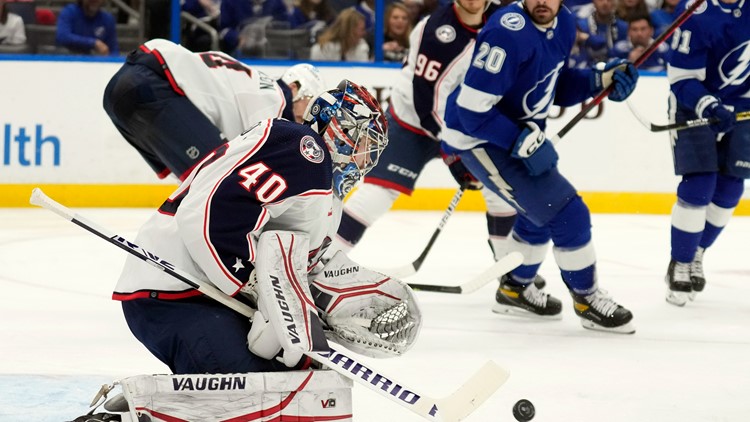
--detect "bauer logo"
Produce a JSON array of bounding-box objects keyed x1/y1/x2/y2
[{"x1": 2, "y1": 123, "x2": 61, "y2": 166}]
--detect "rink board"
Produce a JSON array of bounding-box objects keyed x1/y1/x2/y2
[{"x1": 1, "y1": 59, "x2": 748, "y2": 213}]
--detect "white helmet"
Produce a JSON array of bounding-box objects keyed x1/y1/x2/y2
[{"x1": 281, "y1": 63, "x2": 327, "y2": 102}]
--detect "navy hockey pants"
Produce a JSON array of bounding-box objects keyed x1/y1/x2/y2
[
  {"x1": 121, "y1": 296, "x2": 290, "y2": 374},
  {"x1": 103, "y1": 50, "x2": 225, "y2": 180}
]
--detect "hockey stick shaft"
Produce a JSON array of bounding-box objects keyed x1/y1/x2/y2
[
  {"x1": 408, "y1": 251, "x2": 523, "y2": 294},
  {"x1": 552, "y1": 0, "x2": 707, "y2": 144},
  {"x1": 30, "y1": 188, "x2": 508, "y2": 422},
  {"x1": 381, "y1": 187, "x2": 465, "y2": 278}
]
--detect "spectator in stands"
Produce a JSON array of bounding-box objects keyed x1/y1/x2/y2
[
  {"x1": 382, "y1": 2, "x2": 411, "y2": 62},
  {"x1": 616, "y1": 0, "x2": 649, "y2": 22},
  {"x1": 573, "y1": 0, "x2": 628, "y2": 68},
  {"x1": 612, "y1": 14, "x2": 668, "y2": 71},
  {"x1": 403, "y1": 0, "x2": 425, "y2": 25},
  {"x1": 56, "y1": 0, "x2": 119, "y2": 55},
  {"x1": 310, "y1": 7, "x2": 369, "y2": 62},
  {"x1": 286, "y1": 0, "x2": 334, "y2": 28},
  {"x1": 182, "y1": 0, "x2": 221, "y2": 51},
  {"x1": 0, "y1": 0, "x2": 27, "y2": 46},
  {"x1": 650, "y1": 0, "x2": 678, "y2": 36},
  {"x1": 219, "y1": 0, "x2": 287, "y2": 53}
]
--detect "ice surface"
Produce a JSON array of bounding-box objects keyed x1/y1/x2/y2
[{"x1": 1, "y1": 208, "x2": 748, "y2": 421}]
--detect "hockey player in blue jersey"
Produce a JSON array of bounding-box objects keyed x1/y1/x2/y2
[
  {"x1": 443, "y1": 0, "x2": 639, "y2": 333},
  {"x1": 327, "y1": 0, "x2": 545, "y2": 284},
  {"x1": 664, "y1": 0, "x2": 750, "y2": 306}
]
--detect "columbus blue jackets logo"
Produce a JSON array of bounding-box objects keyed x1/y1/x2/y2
[
  {"x1": 501, "y1": 13, "x2": 525, "y2": 31},
  {"x1": 719, "y1": 41, "x2": 750, "y2": 89},
  {"x1": 435, "y1": 25, "x2": 456, "y2": 43},
  {"x1": 300, "y1": 136, "x2": 324, "y2": 163}
]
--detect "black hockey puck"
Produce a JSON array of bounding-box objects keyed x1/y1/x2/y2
[{"x1": 512, "y1": 399, "x2": 535, "y2": 421}]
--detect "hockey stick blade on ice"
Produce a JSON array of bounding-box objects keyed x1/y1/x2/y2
[
  {"x1": 379, "y1": 187, "x2": 465, "y2": 278},
  {"x1": 29, "y1": 187, "x2": 510, "y2": 422},
  {"x1": 408, "y1": 251, "x2": 523, "y2": 294},
  {"x1": 552, "y1": 0, "x2": 707, "y2": 144}
]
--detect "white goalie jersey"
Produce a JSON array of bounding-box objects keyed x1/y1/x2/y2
[
  {"x1": 141, "y1": 39, "x2": 292, "y2": 142},
  {"x1": 114, "y1": 119, "x2": 341, "y2": 300}
]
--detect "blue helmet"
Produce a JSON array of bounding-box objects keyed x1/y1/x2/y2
[{"x1": 303, "y1": 80, "x2": 388, "y2": 199}]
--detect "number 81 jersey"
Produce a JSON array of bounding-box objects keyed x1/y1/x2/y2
[{"x1": 114, "y1": 119, "x2": 340, "y2": 300}]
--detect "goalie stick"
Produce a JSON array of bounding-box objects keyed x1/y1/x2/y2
[
  {"x1": 29, "y1": 187, "x2": 509, "y2": 422},
  {"x1": 626, "y1": 99, "x2": 750, "y2": 132},
  {"x1": 408, "y1": 251, "x2": 523, "y2": 294},
  {"x1": 379, "y1": 187, "x2": 465, "y2": 279},
  {"x1": 551, "y1": 0, "x2": 708, "y2": 145}
]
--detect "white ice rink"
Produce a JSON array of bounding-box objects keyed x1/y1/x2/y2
[{"x1": 1, "y1": 207, "x2": 749, "y2": 421}]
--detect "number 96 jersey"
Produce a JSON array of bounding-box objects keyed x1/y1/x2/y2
[{"x1": 114, "y1": 119, "x2": 340, "y2": 301}]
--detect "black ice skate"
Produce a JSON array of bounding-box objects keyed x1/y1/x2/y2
[
  {"x1": 493, "y1": 274, "x2": 562, "y2": 319},
  {"x1": 571, "y1": 289, "x2": 635, "y2": 334},
  {"x1": 665, "y1": 259, "x2": 692, "y2": 306},
  {"x1": 69, "y1": 412, "x2": 122, "y2": 422},
  {"x1": 688, "y1": 247, "x2": 706, "y2": 301}
]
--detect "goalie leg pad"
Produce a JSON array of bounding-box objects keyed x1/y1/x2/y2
[
  {"x1": 310, "y1": 251, "x2": 423, "y2": 358},
  {"x1": 253, "y1": 231, "x2": 329, "y2": 365},
  {"x1": 114, "y1": 371, "x2": 352, "y2": 421}
]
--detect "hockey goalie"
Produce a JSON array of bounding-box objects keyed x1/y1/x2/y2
[{"x1": 67, "y1": 80, "x2": 423, "y2": 421}]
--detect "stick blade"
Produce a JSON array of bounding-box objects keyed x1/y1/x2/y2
[{"x1": 435, "y1": 361, "x2": 510, "y2": 422}]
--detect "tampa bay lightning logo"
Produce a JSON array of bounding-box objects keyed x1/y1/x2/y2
[
  {"x1": 500, "y1": 13, "x2": 525, "y2": 31},
  {"x1": 685, "y1": 0, "x2": 707, "y2": 14},
  {"x1": 719, "y1": 41, "x2": 750, "y2": 89},
  {"x1": 435, "y1": 25, "x2": 456, "y2": 43},
  {"x1": 521, "y1": 61, "x2": 564, "y2": 119},
  {"x1": 300, "y1": 135, "x2": 324, "y2": 163}
]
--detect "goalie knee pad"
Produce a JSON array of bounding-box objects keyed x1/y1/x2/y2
[{"x1": 310, "y1": 251, "x2": 422, "y2": 358}]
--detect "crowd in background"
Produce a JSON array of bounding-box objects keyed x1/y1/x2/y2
[{"x1": 0, "y1": 0, "x2": 673, "y2": 69}]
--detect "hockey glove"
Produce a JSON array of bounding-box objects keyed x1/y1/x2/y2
[
  {"x1": 310, "y1": 251, "x2": 423, "y2": 358},
  {"x1": 512, "y1": 122, "x2": 558, "y2": 176},
  {"x1": 700, "y1": 98, "x2": 736, "y2": 134},
  {"x1": 590, "y1": 59, "x2": 639, "y2": 102},
  {"x1": 442, "y1": 153, "x2": 483, "y2": 190}
]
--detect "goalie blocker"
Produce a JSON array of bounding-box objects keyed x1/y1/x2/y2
[{"x1": 69, "y1": 370, "x2": 353, "y2": 422}]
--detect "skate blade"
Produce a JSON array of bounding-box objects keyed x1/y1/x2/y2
[
  {"x1": 579, "y1": 318, "x2": 635, "y2": 334},
  {"x1": 492, "y1": 303, "x2": 563, "y2": 320},
  {"x1": 665, "y1": 290, "x2": 689, "y2": 307}
]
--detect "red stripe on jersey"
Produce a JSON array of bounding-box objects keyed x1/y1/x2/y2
[
  {"x1": 362, "y1": 177, "x2": 413, "y2": 195},
  {"x1": 389, "y1": 105, "x2": 435, "y2": 138},
  {"x1": 150, "y1": 49, "x2": 186, "y2": 97},
  {"x1": 112, "y1": 289, "x2": 202, "y2": 301}
]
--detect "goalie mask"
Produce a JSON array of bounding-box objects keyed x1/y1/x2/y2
[
  {"x1": 303, "y1": 80, "x2": 388, "y2": 199},
  {"x1": 280, "y1": 63, "x2": 326, "y2": 102}
]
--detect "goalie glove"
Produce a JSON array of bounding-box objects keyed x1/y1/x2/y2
[
  {"x1": 309, "y1": 251, "x2": 422, "y2": 358},
  {"x1": 248, "y1": 231, "x2": 329, "y2": 367}
]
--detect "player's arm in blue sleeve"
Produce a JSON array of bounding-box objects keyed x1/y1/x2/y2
[
  {"x1": 667, "y1": 20, "x2": 713, "y2": 112},
  {"x1": 555, "y1": 66, "x2": 595, "y2": 106},
  {"x1": 454, "y1": 28, "x2": 523, "y2": 150},
  {"x1": 55, "y1": 5, "x2": 96, "y2": 51},
  {"x1": 219, "y1": 0, "x2": 241, "y2": 52}
]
